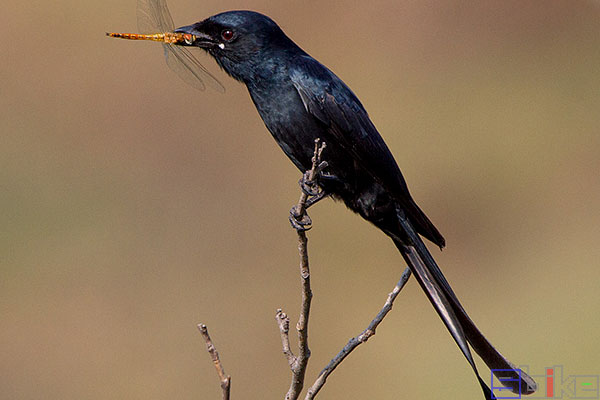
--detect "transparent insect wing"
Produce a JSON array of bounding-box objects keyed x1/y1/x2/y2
[
  {"x1": 165, "y1": 45, "x2": 226, "y2": 93},
  {"x1": 136, "y1": 0, "x2": 225, "y2": 93},
  {"x1": 136, "y1": 0, "x2": 173, "y2": 34}
]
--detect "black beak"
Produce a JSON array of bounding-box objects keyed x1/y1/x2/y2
[{"x1": 174, "y1": 24, "x2": 215, "y2": 49}]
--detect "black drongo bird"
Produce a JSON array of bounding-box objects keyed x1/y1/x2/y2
[{"x1": 173, "y1": 10, "x2": 536, "y2": 398}]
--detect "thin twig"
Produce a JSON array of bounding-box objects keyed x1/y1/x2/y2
[
  {"x1": 276, "y1": 309, "x2": 295, "y2": 365},
  {"x1": 279, "y1": 139, "x2": 326, "y2": 400},
  {"x1": 289, "y1": 226, "x2": 311, "y2": 400},
  {"x1": 304, "y1": 267, "x2": 412, "y2": 400},
  {"x1": 198, "y1": 324, "x2": 231, "y2": 400}
]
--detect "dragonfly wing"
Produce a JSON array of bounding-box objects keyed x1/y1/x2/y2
[
  {"x1": 155, "y1": 0, "x2": 174, "y2": 31},
  {"x1": 135, "y1": 0, "x2": 225, "y2": 93},
  {"x1": 137, "y1": 0, "x2": 174, "y2": 33},
  {"x1": 164, "y1": 44, "x2": 225, "y2": 93}
]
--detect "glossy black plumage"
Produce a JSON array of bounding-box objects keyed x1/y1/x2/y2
[{"x1": 174, "y1": 10, "x2": 536, "y2": 398}]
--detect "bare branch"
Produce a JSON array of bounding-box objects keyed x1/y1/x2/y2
[
  {"x1": 197, "y1": 324, "x2": 231, "y2": 400},
  {"x1": 304, "y1": 267, "x2": 412, "y2": 400},
  {"x1": 279, "y1": 139, "x2": 327, "y2": 400},
  {"x1": 276, "y1": 309, "x2": 295, "y2": 366},
  {"x1": 286, "y1": 226, "x2": 312, "y2": 400},
  {"x1": 194, "y1": 138, "x2": 412, "y2": 400}
]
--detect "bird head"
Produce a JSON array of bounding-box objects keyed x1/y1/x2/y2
[{"x1": 174, "y1": 10, "x2": 299, "y2": 83}]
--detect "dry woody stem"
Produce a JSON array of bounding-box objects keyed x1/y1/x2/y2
[
  {"x1": 198, "y1": 323, "x2": 231, "y2": 400},
  {"x1": 278, "y1": 139, "x2": 327, "y2": 400},
  {"x1": 304, "y1": 267, "x2": 412, "y2": 399},
  {"x1": 198, "y1": 139, "x2": 412, "y2": 400}
]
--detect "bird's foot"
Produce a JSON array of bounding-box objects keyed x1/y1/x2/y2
[
  {"x1": 305, "y1": 189, "x2": 327, "y2": 208},
  {"x1": 298, "y1": 168, "x2": 328, "y2": 206},
  {"x1": 289, "y1": 139, "x2": 329, "y2": 232},
  {"x1": 289, "y1": 205, "x2": 313, "y2": 231},
  {"x1": 290, "y1": 165, "x2": 328, "y2": 231}
]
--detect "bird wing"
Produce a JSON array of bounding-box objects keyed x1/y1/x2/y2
[
  {"x1": 290, "y1": 54, "x2": 409, "y2": 198},
  {"x1": 289, "y1": 55, "x2": 445, "y2": 247}
]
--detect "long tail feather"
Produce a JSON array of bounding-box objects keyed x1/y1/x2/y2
[{"x1": 393, "y1": 208, "x2": 537, "y2": 397}]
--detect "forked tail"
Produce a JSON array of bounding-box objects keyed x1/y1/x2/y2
[{"x1": 392, "y1": 208, "x2": 537, "y2": 399}]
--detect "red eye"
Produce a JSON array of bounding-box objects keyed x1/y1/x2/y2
[{"x1": 221, "y1": 29, "x2": 234, "y2": 41}]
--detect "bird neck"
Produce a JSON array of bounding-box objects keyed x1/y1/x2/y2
[{"x1": 216, "y1": 39, "x2": 306, "y2": 87}]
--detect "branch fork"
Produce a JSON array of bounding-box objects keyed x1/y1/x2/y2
[{"x1": 196, "y1": 138, "x2": 412, "y2": 400}]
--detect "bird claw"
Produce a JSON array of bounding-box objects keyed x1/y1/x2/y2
[
  {"x1": 289, "y1": 139, "x2": 329, "y2": 232},
  {"x1": 299, "y1": 161, "x2": 328, "y2": 201},
  {"x1": 305, "y1": 190, "x2": 326, "y2": 208},
  {"x1": 299, "y1": 169, "x2": 322, "y2": 197},
  {"x1": 289, "y1": 206, "x2": 313, "y2": 231},
  {"x1": 299, "y1": 177, "x2": 321, "y2": 197},
  {"x1": 290, "y1": 179, "x2": 326, "y2": 231}
]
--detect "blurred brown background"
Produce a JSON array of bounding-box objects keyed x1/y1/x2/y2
[{"x1": 2, "y1": 1, "x2": 599, "y2": 399}]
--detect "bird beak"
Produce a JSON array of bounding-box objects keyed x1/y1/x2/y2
[{"x1": 173, "y1": 24, "x2": 216, "y2": 49}]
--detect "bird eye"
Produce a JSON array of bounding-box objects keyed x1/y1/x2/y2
[{"x1": 221, "y1": 29, "x2": 234, "y2": 41}]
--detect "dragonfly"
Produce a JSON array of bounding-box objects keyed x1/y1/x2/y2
[{"x1": 107, "y1": 0, "x2": 225, "y2": 92}]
